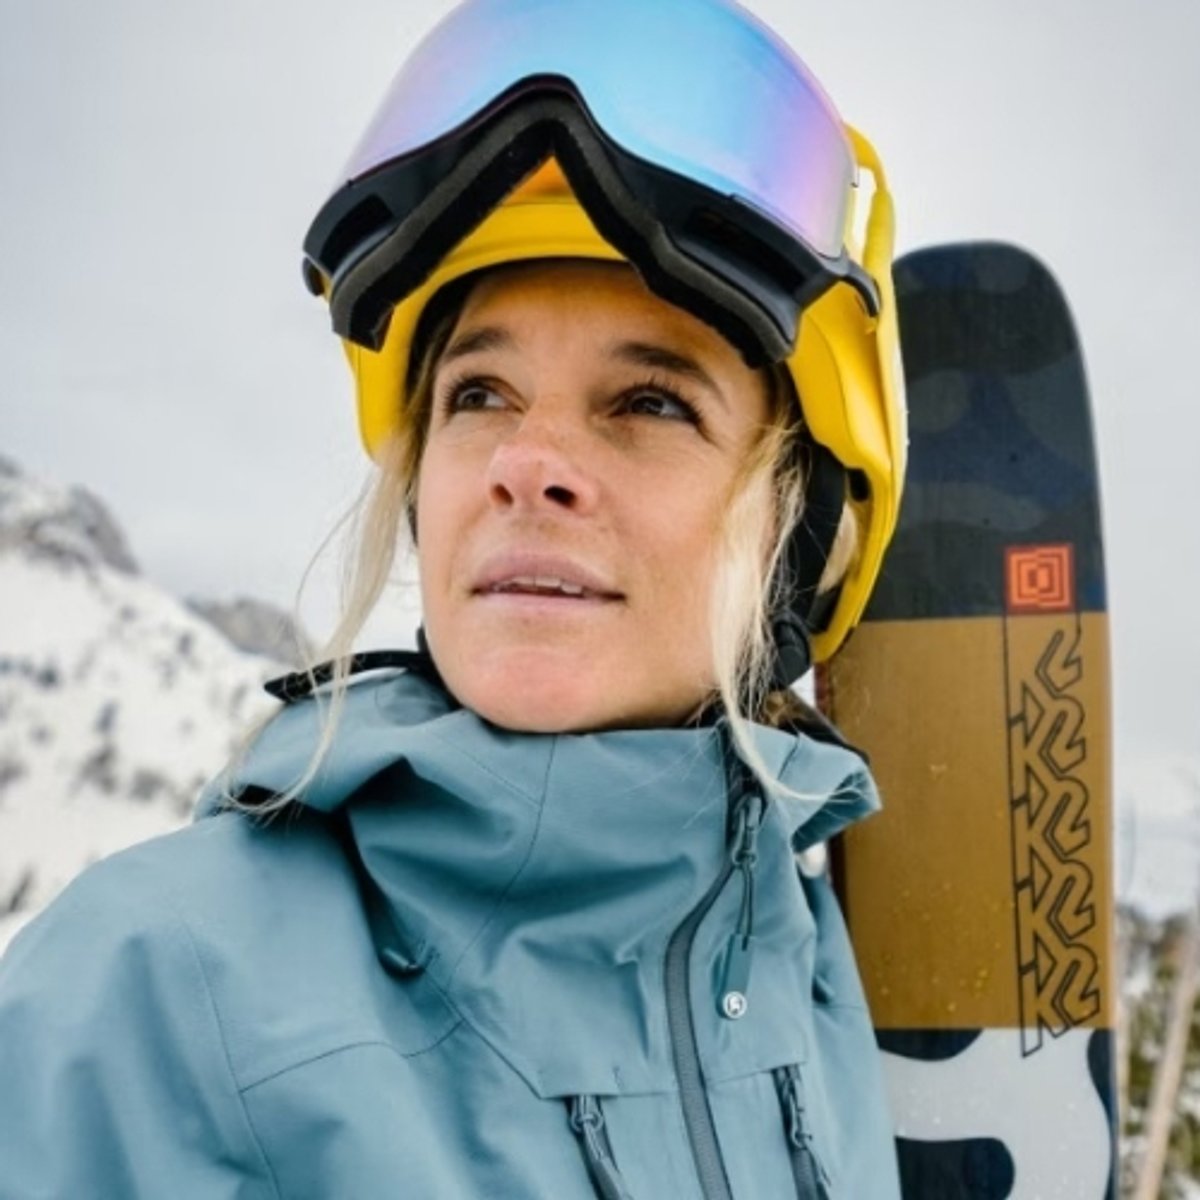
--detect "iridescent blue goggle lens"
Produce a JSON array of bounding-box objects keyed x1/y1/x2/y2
[{"x1": 342, "y1": 0, "x2": 854, "y2": 264}]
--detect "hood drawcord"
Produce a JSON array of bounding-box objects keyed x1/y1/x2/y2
[
  {"x1": 717, "y1": 749, "x2": 766, "y2": 1021},
  {"x1": 774, "y1": 1065, "x2": 833, "y2": 1199},
  {"x1": 567, "y1": 1095, "x2": 636, "y2": 1200}
]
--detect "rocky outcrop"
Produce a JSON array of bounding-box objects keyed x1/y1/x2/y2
[
  {"x1": 0, "y1": 456, "x2": 138, "y2": 574},
  {"x1": 186, "y1": 595, "x2": 315, "y2": 668}
]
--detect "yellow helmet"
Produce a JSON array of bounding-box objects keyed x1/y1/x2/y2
[{"x1": 302, "y1": 0, "x2": 906, "y2": 669}]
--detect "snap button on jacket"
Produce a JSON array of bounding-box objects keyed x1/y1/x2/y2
[{"x1": 0, "y1": 672, "x2": 901, "y2": 1198}]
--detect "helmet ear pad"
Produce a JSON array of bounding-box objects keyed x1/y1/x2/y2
[{"x1": 767, "y1": 438, "x2": 847, "y2": 688}]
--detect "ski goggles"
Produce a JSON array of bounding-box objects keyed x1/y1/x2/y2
[{"x1": 302, "y1": 0, "x2": 880, "y2": 367}]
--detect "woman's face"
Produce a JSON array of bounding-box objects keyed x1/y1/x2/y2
[{"x1": 416, "y1": 260, "x2": 771, "y2": 732}]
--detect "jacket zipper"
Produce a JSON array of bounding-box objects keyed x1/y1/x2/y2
[
  {"x1": 716, "y1": 788, "x2": 764, "y2": 1020},
  {"x1": 773, "y1": 1065, "x2": 833, "y2": 1199},
  {"x1": 662, "y1": 742, "x2": 765, "y2": 1200},
  {"x1": 568, "y1": 1095, "x2": 636, "y2": 1200}
]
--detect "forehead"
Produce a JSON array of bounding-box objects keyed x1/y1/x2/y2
[{"x1": 452, "y1": 260, "x2": 747, "y2": 370}]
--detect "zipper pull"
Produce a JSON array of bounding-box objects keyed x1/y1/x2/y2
[
  {"x1": 719, "y1": 932, "x2": 754, "y2": 1020},
  {"x1": 718, "y1": 789, "x2": 764, "y2": 1020},
  {"x1": 776, "y1": 1066, "x2": 833, "y2": 1199},
  {"x1": 567, "y1": 1095, "x2": 636, "y2": 1200}
]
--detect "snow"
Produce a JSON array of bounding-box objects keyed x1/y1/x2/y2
[{"x1": 0, "y1": 463, "x2": 279, "y2": 955}]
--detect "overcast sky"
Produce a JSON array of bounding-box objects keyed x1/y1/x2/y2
[{"x1": 3, "y1": 0, "x2": 1199, "y2": 881}]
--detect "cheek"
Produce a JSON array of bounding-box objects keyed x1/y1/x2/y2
[
  {"x1": 414, "y1": 444, "x2": 466, "y2": 600},
  {"x1": 637, "y1": 476, "x2": 726, "y2": 625}
]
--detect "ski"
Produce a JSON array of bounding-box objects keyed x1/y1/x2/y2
[{"x1": 822, "y1": 242, "x2": 1117, "y2": 1199}]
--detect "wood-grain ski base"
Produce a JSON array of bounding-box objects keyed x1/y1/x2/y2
[{"x1": 827, "y1": 612, "x2": 1113, "y2": 1034}]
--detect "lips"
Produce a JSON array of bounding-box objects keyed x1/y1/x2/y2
[
  {"x1": 472, "y1": 554, "x2": 624, "y2": 602},
  {"x1": 487, "y1": 575, "x2": 600, "y2": 599}
]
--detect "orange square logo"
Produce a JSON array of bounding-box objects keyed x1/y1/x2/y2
[{"x1": 1006, "y1": 545, "x2": 1075, "y2": 614}]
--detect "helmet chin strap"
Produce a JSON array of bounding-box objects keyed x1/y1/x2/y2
[
  {"x1": 767, "y1": 440, "x2": 848, "y2": 690},
  {"x1": 768, "y1": 611, "x2": 814, "y2": 692}
]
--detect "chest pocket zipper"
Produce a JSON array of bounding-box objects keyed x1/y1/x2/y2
[
  {"x1": 773, "y1": 1065, "x2": 833, "y2": 1199},
  {"x1": 567, "y1": 1095, "x2": 636, "y2": 1200}
]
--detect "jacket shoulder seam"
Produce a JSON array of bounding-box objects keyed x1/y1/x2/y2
[{"x1": 149, "y1": 873, "x2": 286, "y2": 1200}]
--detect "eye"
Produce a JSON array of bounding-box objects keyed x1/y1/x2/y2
[
  {"x1": 440, "y1": 376, "x2": 506, "y2": 415},
  {"x1": 619, "y1": 383, "x2": 701, "y2": 425}
]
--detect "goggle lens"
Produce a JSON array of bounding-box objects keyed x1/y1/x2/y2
[{"x1": 341, "y1": 0, "x2": 855, "y2": 263}]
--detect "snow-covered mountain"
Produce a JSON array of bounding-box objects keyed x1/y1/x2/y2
[
  {"x1": 186, "y1": 594, "x2": 315, "y2": 667},
  {"x1": 0, "y1": 458, "x2": 295, "y2": 953}
]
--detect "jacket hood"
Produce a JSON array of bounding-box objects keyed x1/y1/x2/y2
[{"x1": 197, "y1": 670, "x2": 880, "y2": 1099}]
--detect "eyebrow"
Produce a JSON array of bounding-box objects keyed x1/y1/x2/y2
[
  {"x1": 609, "y1": 340, "x2": 726, "y2": 407},
  {"x1": 438, "y1": 327, "x2": 727, "y2": 408},
  {"x1": 440, "y1": 325, "x2": 515, "y2": 366}
]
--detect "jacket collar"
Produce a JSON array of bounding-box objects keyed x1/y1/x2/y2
[{"x1": 198, "y1": 670, "x2": 880, "y2": 1097}]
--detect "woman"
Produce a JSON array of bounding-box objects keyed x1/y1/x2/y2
[{"x1": 0, "y1": 1, "x2": 906, "y2": 1196}]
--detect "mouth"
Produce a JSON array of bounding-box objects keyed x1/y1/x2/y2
[
  {"x1": 471, "y1": 557, "x2": 625, "y2": 605},
  {"x1": 481, "y1": 575, "x2": 619, "y2": 601}
]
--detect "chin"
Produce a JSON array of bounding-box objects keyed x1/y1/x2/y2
[
  {"x1": 429, "y1": 630, "x2": 711, "y2": 732},
  {"x1": 441, "y1": 651, "x2": 688, "y2": 733},
  {"x1": 457, "y1": 668, "x2": 615, "y2": 734}
]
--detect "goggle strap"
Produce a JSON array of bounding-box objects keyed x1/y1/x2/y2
[{"x1": 846, "y1": 127, "x2": 896, "y2": 311}]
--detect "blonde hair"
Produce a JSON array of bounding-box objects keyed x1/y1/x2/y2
[
  {"x1": 706, "y1": 365, "x2": 858, "y2": 792},
  {"x1": 228, "y1": 279, "x2": 857, "y2": 810}
]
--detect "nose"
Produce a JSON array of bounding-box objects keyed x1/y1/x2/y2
[{"x1": 484, "y1": 409, "x2": 601, "y2": 515}]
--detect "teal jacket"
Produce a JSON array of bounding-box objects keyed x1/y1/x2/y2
[{"x1": 0, "y1": 669, "x2": 900, "y2": 1198}]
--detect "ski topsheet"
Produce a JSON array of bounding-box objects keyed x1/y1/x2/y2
[{"x1": 823, "y1": 243, "x2": 1116, "y2": 1199}]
